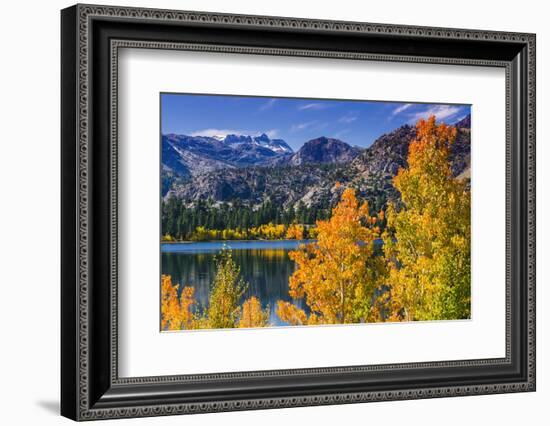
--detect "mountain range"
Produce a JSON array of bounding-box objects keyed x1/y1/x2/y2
[
  {"x1": 162, "y1": 115, "x2": 471, "y2": 211},
  {"x1": 162, "y1": 133, "x2": 292, "y2": 177}
]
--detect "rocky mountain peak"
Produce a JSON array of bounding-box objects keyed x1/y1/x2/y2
[
  {"x1": 455, "y1": 114, "x2": 471, "y2": 129},
  {"x1": 255, "y1": 133, "x2": 270, "y2": 142},
  {"x1": 221, "y1": 133, "x2": 293, "y2": 154},
  {"x1": 288, "y1": 137, "x2": 361, "y2": 166},
  {"x1": 223, "y1": 134, "x2": 253, "y2": 144}
]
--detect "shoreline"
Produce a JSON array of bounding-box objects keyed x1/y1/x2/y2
[
  {"x1": 161, "y1": 238, "x2": 383, "y2": 245},
  {"x1": 160, "y1": 238, "x2": 312, "y2": 244}
]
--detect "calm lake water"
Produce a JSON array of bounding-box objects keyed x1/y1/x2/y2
[{"x1": 161, "y1": 240, "x2": 313, "y2": 326}]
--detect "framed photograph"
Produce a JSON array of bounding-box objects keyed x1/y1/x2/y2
[{"x1": 61, "y1": 4, "x2": 536, "y2": 421}]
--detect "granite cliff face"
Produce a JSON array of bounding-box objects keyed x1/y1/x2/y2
[
  {"x1": 349, "y1": 119, "x2": 470, "y2": 205},
  {"x1": 351, "y1": 119, "x2": 470, "y2": 184},
  {"x1": 273, "y1": 137, "x2": 361, "y2": 166}
]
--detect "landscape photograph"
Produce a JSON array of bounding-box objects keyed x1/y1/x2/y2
[{"x1": 160, "y1": 93, "x2": 472, "y2": 331}]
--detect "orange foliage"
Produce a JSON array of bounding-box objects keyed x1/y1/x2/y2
[
  {"x1": 383, "y1": 115, "x2": 470, "y2": 321},
  {"x1": 276, "y1": 188, "x2": 384, "y2": 325},
  {"x1": 285, "y1": 223, "x2": 305, "y2": 240},
  {"x1": 239, "y1": 296, "x2": 270, "y2": 328},
  {"x1": 276, "y1": 300, "x2": 308, "y2": 326},
  {"x1": 160, "y1": 274, "x2": 197, "y2": 330}
]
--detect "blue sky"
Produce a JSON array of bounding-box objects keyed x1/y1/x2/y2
[{"x1": 161, "y1": 93, "x2": 470, "y2": 151}]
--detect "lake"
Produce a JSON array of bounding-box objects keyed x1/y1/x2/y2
[{"x1": 161, "y1": 240, "x2": 313, "y2": 326}]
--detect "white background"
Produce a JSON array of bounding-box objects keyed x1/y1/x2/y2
[
  {"x1": 119, "y1": 49, "x2": 505, "y2": 377},
  {"x1": 0, "y1": 0, "x2": 547, "y2": 425}
]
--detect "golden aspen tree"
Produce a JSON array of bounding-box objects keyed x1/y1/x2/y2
[
  {"x1": 382, "y1": 115, "x2": 471, "y2": 321},
  {"x1": 277, "y1": 187, "x2": 384, "y2": 325},
  {"x1": 275, "y1": 300, "x2": 308, "y2": 326},
  {"x1": 239, "y1": 297, "x2": 270, "y2": 328},
  {"x1": 161, "y1": 275, "x2": 179, "y2": 330},
  {"x1": 205, "y1": 249, "x2": 247, "y2": 329},
  {"x1": 160, "y1": 275, "x2": 197, "y2": 330},
  {"x1": 285, "y1": 224, "x2": 305, "y2": 240}
]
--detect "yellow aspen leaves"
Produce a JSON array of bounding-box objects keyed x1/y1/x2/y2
[
  {"x1": 285, "y1": 224, "x2": 305, "y2": 240},
  {"x1": 239, "y1": 297, "x2": 270, "y2": 328},
  {"x1": 276, "y1": 300, "x2": 308, "y2": 326},
  {"x1": 160, "y1": 275, "x2": 198, "y2": 330},
  {"x1": 382, "y1": 116, "x2": 471, "y2": 321},
  {"x1": 276, "y1": 188, "x2": 384, "y2": 325},
  {"x1": 204, "y1": 250, "x2": 247, "y2": 329}
]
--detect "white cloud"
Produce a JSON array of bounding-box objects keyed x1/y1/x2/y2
[
  {"x1": 298, "y1": 103, "x2": 328, "y2": 111},
  {"x1": 190, "y1": 128, "x2": 279, "y2": 138},
  {"x1": 333, "y1": 128, "x2": 351, "y2": 139},
  {"x1": 259, "y1": 98, "x2": 277, "y2": 111},
  {"x1": 391, "y1": 103, "x2": 413, "y2": 116},
  {"x1": 264, "y1": 129, "x2": 279, "y2": 138},
  {"x1": 290, "y1": 121, "x2": 318, "y2": 132},
  {"x1": 406, "y1": 105, "x2": 461, "y2": 124},
  {"x1": 338, "y1": 113, "x2": 358, "y2": 124},
  {"x1": 190, "y1": 128, "x2": 248, "y2": 137},
  {"x1": 455, "y1": 115, "x2": 467, "y2": 123}
]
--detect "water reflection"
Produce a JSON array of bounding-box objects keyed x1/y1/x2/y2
[{"x1": 161, "y1": 241, "x2": 311, "y2": 326}]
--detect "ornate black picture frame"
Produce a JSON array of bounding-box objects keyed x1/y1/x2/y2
[{"x1": 61, "y1": 4, "x2": 536, "y2": 421}]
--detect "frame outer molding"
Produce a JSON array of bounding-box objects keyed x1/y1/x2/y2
[{"x1": 61, "y1": 3, "x2": 536, "y2": 421}]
